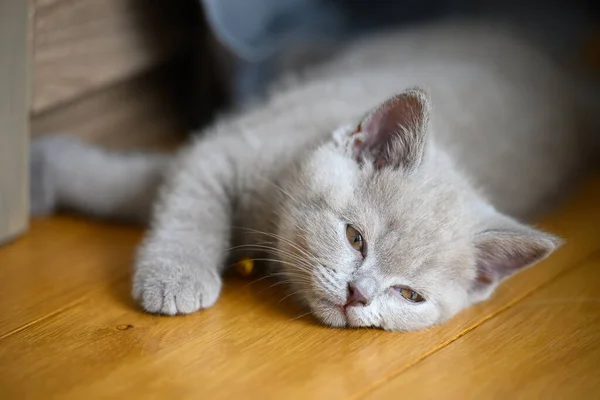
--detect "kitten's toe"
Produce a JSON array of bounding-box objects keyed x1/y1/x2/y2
[
  {"x1": 137, "y1": 281, "x2": 171, "y2": 314},
  {"x1": 133, "y1": 266, "x2": 222, "y2": 315}
]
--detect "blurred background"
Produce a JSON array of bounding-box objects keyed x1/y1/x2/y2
[{"x1": 29, "y1": 0, "x2": 599, "y2": 151}]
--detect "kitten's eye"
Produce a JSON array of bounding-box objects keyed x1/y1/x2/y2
[
  {"x1": 395, "y1": 287, "x2": 425, "y2": 303},
  {"x1": 346, "y1": 225, "x2": 365, "y2": 253}
]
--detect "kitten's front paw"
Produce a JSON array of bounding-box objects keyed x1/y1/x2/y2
[{"x1": 132, "y1": 263, "x2": 222, "y2": 315}]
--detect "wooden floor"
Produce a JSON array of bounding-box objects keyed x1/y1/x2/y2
[{"x1": 1, "y1": 174, "x2": 599, "y2": 399}]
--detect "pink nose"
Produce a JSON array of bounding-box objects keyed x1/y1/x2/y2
[{"x1": 345, "y1": 283, "x2": 369, "y2": 307}]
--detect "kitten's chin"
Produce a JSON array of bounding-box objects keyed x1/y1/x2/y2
[
  {"x1": 310, "y1": 298, "x2": 349, "y2": 328},
  {"x1": 310, "y1": 298, "x2": 383, "y2": 329}
]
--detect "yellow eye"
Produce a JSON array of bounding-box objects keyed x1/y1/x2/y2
[
  {"x1": 346, "y1": 225, "x2": 364, "y2": 253},
  {"x1": 397, "y1": 287, "x2": 425, "y2": 303}
]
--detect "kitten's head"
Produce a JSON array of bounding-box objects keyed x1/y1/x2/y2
[{"x1": 275, "y1": 88, "x2": 561, "y2": 331}]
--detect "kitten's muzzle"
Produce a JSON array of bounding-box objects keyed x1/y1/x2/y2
[{"x1": 345, "y1": 283, "x2": 370, "y2": 308}]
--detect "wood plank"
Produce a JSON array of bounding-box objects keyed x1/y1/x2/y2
[
  {"x1": 31, "y1": 69, "x2": 187, "y2": 151},
  {"x1": 0, "y1": 0, "x2": 30, "y2": 244},
  {"x1": 32, "y1": 0, "x2": 181, "y2": 114},
  {"x1": 0, "y1": 217, "x2": 142, "y2": 337},
  {"x1": 365, "y1": 256, "x2": 600, "y2": 399},
  {"x1": 0, "y1": 175, "x2": 598, "y2": 398}
]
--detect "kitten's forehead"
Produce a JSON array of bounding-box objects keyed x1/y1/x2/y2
[
  {"x1": 352, "y1": 167, "x2": 474, "y2": 278},
  {"x1": 358, "y1": 167, "x2": 467, "y2": 233}
]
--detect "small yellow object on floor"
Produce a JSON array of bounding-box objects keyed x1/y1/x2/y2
[{"x1": 235, "y1": 257, "x2": 255, "y2": 277}]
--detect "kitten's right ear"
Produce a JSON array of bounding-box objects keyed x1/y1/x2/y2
[
  {"x1": 349, "y1": 88, "x2": 431, "y2": 171},
  {"x1": 468, "y1": 215, "x2": 562, "y2": 303}
]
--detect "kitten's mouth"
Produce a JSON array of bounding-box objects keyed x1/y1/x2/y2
[
  {"x1": 315, "y1": 297, "x2": 381, "y2": 329},
  {"x1": 315, "y1": 298, "x2": 350, "y2": 328}
]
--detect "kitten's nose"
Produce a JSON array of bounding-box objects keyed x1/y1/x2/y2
[{"x1": 345, "y1": 283, "x2": 369, "y2": 307}]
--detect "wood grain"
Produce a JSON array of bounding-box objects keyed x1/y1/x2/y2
[
  {"x1": 0, "y1": 0, "x2": 30, "y2": 244},
  {"x1": 0, "y1": 174, "x2": 598, "y2": 398},
  {"x1": 32, "y1": 0, "x2": 181, "y2": 114},
  {"x1": 365, "y1": 256, "x2": 600, "y2": 399},
  {"x1": 0, "y1": 217, "x2": 141, "y2": 337}
]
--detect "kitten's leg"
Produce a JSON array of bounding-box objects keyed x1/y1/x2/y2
[
  {"x1": 133, "y1": 136, "x2": 237, "y2": 315},
  {"x1": 30, "y1": 137, "x2": 169, "y2": 222}
]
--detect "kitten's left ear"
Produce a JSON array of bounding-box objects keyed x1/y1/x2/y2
[
  {"x1": 350, "y1": 87, "x2": 431, "y2": 171},
  {"x1": 469, "y1": 215, "x2": 563, "y2": 303}
]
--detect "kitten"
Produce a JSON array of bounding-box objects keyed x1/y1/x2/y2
[{"x1": 31, "y1": 20, "x2": 595, "y2": 331}]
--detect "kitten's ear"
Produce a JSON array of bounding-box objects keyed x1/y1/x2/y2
[
  {"x1": 469, "y1": 216, "x2": 562, "y2": 302},
  {"x1": 350, "y1": 87, "x2": 431, "y2": 170}
]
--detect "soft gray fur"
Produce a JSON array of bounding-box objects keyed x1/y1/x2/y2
[{"x1": 31, "y1": 21, "x2": 595, "y2": 331}]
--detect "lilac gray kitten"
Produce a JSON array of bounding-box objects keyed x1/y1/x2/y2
[{"x1": 31, "y1": 21, "x2": 595, "y2": 331}]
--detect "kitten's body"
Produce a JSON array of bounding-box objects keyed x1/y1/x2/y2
[{"x1": 32, "y1": 20, "x2": 594, "y2": 331}]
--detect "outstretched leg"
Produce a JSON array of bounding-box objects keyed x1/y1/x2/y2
[
  {"x1": 30, "y1": 137, "x2": 169, "y2": 223},
  {"x1": 133, "y1": 135, "x2": 238, "y2": 315}
]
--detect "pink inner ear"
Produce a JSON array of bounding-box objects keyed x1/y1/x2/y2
[
  {"x1": 474, "y1": 232, "x2": 557, "y2": 288},
  {"x1": 362, "y1": 94, "x2": 426, "y2": 144},
  {"x1": 352, "y1": 89, "x2": 429, "y2": 169}
]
